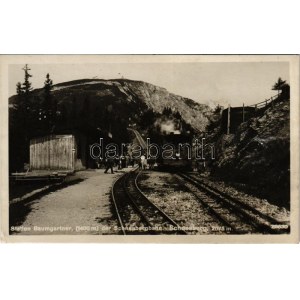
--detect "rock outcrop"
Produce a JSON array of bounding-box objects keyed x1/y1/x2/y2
[{"x1": 209, "y1": 97, "x2": 290, "y2": 208}]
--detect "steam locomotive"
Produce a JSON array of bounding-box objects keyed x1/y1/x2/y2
[{"x1": 155, "y1": 132, "x2": 193, "y2": 171}]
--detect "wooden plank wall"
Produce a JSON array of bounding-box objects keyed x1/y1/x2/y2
[{"x1": 30, "y1": 135, "x2": 74, "y2": 170}]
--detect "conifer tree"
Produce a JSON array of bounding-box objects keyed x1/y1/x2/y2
[
  {"x1": 13, "y1": 65, "x2": 33, "y2": 167},
  {"x1": 16, "y1": 81, "x2": 24, "y2": 113},
  {"x1": 272, "y1": 77, "x2": 286, "y2": 97},
  {"x1": 16, "y1": 82, "x2": 23, "y2": 96},
  {"x1": 22, "y1": 64, "x2": 33, "y2": 96},
  {"x1": 43, "y1": 73, "x2": 54, "y2": 132},
  {"x1": 21, "y1": 64, "x2": 33, "y2": 123}
]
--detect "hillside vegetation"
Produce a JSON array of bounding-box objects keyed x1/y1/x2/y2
[
  {"x1": 9, "y1": 79, "x2": 211, "y2": 132},
  {"x1": 207, "y1": 95, "x2": 290, "y2": 208},
  {"x1": 9, "y1": 78, "x2": 211, "y2": 171}
]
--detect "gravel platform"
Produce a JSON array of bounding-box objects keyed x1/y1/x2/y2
[{"x1": 10, "y1": 168, "x2": 133, "y2": 235}]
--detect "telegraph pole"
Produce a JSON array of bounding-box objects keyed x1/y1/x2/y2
[{"x1": 227, "y1": 104, "x2": 231, "y2": 135}]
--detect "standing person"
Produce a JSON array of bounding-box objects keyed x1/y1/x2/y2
[
  {"x1": 141, "y1": 154, "x2": 147, "y2": 170},
  {"x1": 99, "y1": 157, "x2": 104, "y2": 169},
  {"x1": 121, "y1": 156, "x2": 126, "y2": 168},
  {"x1": 148, "y1": 158, "x2": 155, "y2": 170},
  {"x1": 95, "y1": 157, "x2": 101, "y2": 169},
  {"x1": 131, "y1": 157, "x2": 135, "y2": 168},
  {"x1": 138, "y1": 158, "x2": 142, "y2": 170},
  {"x1": 104, "y1": 157, "x2": 114, "y2": 174},
  {"x1": 125, "y1": 154, "x2": 130, "y2": 167},
  {"x1": 114, "y1": 156, "x2": 119, "y2": 169}
]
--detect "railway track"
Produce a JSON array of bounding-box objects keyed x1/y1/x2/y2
[
  {"x1": 127, "y1": 128, "x2": 147, "y2": 149},
  {"x1": 177, "y1": 172, "x2": 289, "y2": 234},
  {"x1": 111, "y1": 168, "x2": 187, "y2": 235}
]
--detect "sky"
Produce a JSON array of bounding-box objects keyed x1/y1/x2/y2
[{"x1": 8, "y1": 62, "x2": 289, "y2": 107}]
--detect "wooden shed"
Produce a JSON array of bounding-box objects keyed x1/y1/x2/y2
[{"x1": 29, "y1": 134, "x2": 87, "y2": 171}]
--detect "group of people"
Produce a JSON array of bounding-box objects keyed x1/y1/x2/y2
[
  {"x1": 95, "y1": 154, "x2": 156, "y2": 174},
  {"x1": 101, "y1": 155, "x2": 133, "y2": 174}
]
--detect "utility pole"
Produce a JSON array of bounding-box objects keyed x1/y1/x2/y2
[{"x1": 227, "y1": 104, "x2": 231, "y2": 135}]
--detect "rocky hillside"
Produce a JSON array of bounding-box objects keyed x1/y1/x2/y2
[
  {"x1": 9, "y1": 78, "x2": 211, "y2": 171},
  {"x1": 208, "y1": 96, "x2": 290, "y2": 208},
  {"x1": 9, "y1": 78, "x2": 211, "y2": 133},
  {"x1": 114, "y1": 80, "x2": 211, "y2": 132}
]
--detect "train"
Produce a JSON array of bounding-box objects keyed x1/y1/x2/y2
[{"x1": 155, "y1": 132, "x2": 194, "y2": 171}]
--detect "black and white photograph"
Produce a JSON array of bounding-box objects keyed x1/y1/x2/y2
[
  {"x1": 0, "y1": 55, "x2": 299, "y2": 242},
  {"x1": 1, "y1": 2, "x2": 300, "y2": 300}
]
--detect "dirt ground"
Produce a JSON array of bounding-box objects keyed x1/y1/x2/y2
[
  {"x1": 10, "y1": 168, "x2": 133, "y2": 235},
  {"x1": 138, "y1": 170, "x2": 290, "y2": 235},
  {"x1": 138, "y1": 171, "x2": 223, "y2": 234}
]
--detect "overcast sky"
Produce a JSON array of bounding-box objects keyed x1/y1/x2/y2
[{"x1": 9, "y1": 62, "x2": 289, "y2": 107}]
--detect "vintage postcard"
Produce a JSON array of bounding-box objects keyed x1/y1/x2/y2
[{"x1": 0, "y1": 55, "x2": 299, "y2": 243}]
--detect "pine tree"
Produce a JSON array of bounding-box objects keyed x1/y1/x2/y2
[
  {"x1": 21, "y1": 64, "x2": 33, "y2": 127},
  {"x1": 174, "y1": 111, "x2": 182, "y2": 120},
  {"x1": 16, "y1": 82, "x2": 23, "y2": 96},
  {"x1": 12, "y1": 65, "x2": 33, "y2": 168},
  {"x1": 272, "y1": 77, "x2": 286, "y2": 97},
  {"x1": 16, "y1": 81, "x2": 24, "y2": 112},
  {"x1": 162, "y1": 107, "x2": 172, "y2": 116},
  {"x1": 43, "y1": 73, "x2": 54, "y2": 132},
  {"x1": 22, "y1": 64, "x2": 33, "y2": 95},
  {"x1": 44, "y1": 73, "x2": 53, "y2": 104}
]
